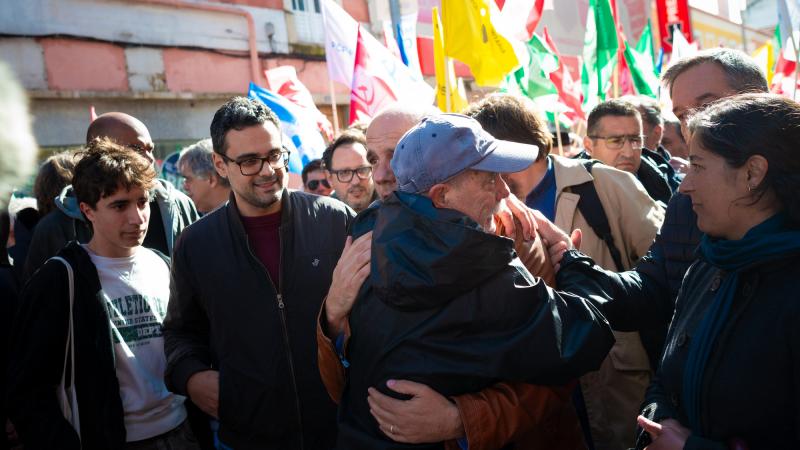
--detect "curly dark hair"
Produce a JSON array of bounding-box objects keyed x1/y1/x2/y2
[
  {"x1": 73, "y1": 138, "x2": 156, "y2": 209},
  {"x1": 210, "y1": 97, "x2": 281, "y2": 156}
]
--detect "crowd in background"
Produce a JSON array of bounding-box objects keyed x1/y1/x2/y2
[{"x1": 0, "y1": 46, "x2": 799, "y2": 450}]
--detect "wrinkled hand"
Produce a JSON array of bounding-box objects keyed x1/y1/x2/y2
[
  {"x1": 496, "y1": 194, "x2": 536, "y2": 240},
  {"x1": 325, "y1": 232, "x2": 372, "y2": 337},
  {"x1": 368, "y1": 380, "x2": 464, "y2": 444},
  {"x1": 186, "y1": 370, "x2": 219, "y2": 419},
  {"x1": 532, "y1": 210, "x2": 581, "y2": 272},
  {"x1": 638, "y1": 416, "x2": 690, "y2": 450},
  {"x1": 499, "y1": 216, "x2": 556, "y2": 286}
]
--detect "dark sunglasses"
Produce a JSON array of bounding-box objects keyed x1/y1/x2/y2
[{"x1": 306, "y1": 179, "x2": 331, "y2": 191}]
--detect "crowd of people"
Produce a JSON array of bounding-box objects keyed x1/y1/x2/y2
[{"x1": 1, "y1": 46, "x2": 799, "y2": 450}]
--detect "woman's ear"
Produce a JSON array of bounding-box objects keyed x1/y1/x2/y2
[
  {"x1": 428, "y1": 183, "x2": 449, "y2": 208},
  {"x1": 745, "y1": 154, "x2": 769, "y2": 190}
]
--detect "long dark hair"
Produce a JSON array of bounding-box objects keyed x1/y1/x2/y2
[{"x1": 687, "y1": 93, "x2": 800, "y2": 226}]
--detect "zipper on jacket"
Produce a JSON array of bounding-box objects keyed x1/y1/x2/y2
[{"x1": 245, "y1": 226, "x2": 305, "y2": 449}]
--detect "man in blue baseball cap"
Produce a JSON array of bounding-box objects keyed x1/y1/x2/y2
[{"x1": 329, "y1": 113, "x2": 615, "y2": 450}]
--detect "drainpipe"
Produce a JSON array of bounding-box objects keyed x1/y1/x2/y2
[{"x1": 136, "y1": 0, "x2": 262, "y2": 83}]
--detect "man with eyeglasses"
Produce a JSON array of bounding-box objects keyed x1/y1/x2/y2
[
  {"x1": 23, "y1": 112, "x2": 199, "y2": 280},
  {"x1": 582, "y1": 99, "x2": 673, "y2": 205},
  {"x1": 322, "y1": 131, "x2": 377, "y2": 213},
  {"x1": 302, "y1": 159, "x2": 334, "y2": 196},
  {"x1": 163, "y1": 97, "x2": 354, "y2": 449}
]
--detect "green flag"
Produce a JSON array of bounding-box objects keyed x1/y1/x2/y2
[
  {"x1": 581, "y1": 0, "x2": 619, "y2": 112},
  {"x1": 624, "y1": 21, "x2": 659, "y2": 98},
  {"x1": 502, "y1": 33, "x2": 559, "y2": 99}
]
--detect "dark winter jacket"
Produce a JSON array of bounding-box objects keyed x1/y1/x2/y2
[
  {"x1": 556, "y1": 193, "x2": 701, "y2": 369},
  {"x1": 336, "y1": 192, "x2": 615, "y2": 450},
  {"x1": 23, "y1": 180, "x2": 198, "y2": 279},
  {"x1": 163, "y1": 190, "x2": 354, "y2": 450},
  {"x1": 642, "y1": 147, "x2": 683, "y2": 194},
  {"x1": 636, "y1": 250, "x2": 800, "y2": 450},
  {"x1": 8, "y1": 242, "x2": 126, "y2": 450}
]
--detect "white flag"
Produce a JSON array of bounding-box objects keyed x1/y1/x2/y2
[
  {"x1": 322, "y1": 0, "x2": 359, "y2": 87},
  {"x1": 667, "y1": 30, "x2": 698, "y2": 69}
]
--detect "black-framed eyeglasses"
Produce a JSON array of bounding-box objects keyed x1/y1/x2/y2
[
  {"x1": 306, "y1": 179, "x2": 331, "y2": 190},
  {"x1": 329, "y1": 166, "x2": 373, "y2": 183},
  {"x1": 219, "y1": 148, "x2": 290, "y2": 176},
  {"x1": 588, "y1": 135, "x2": 644, "y2": 150}
]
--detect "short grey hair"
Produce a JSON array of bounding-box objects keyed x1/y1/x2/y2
[
  {"x1": 621, "y1": 95, "x2": 662, "y2": 129},
  {"x1": 0, "y1": 62, "x2": 38, "y2": 209},
  {"x1": 662, "y1": 48, "x2": 768, "y2": 97},
  {"x1": 178, "y1": 138, "x2": 230, "y2": 187}
]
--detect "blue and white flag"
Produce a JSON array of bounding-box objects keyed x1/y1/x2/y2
[{"x1": 248, "y1": 82, "x2": 327, "y2": 174}]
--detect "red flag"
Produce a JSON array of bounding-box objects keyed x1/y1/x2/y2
[
  {"x1": 349, "y1": 26, "x2": 399, "y2": 124},
  {"x1": 264, "y1": 66, "x2": 334, "y2": 141},
  {"x1": 543, "y1": 28, "x2": 585, "y2": 120},
  {"x1": 771, "y1": 52, "x2": 799, "y2": 98},
  {"x1": 525, "y1": 0, "x2": 545, "y2": 37}
]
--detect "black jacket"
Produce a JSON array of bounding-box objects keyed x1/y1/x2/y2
[
  {"x1": 557, "y1": 193, "x2": 701, "y2": 369},
  {"x1": 163, "y1": 190, "x2": 354, "y2": 450},
  {"x1": 636, "y1": 250, "x2": 800, "y2": 450},
  {"x1": 8, "y1": 242, "x2": 127, "y2": 450},
  {"x1": 336, "y1": 192, "x2": 615, "y2": 450}
]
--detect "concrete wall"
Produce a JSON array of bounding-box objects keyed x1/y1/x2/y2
[{"x1": 31, "y1": 96, "x2": 228, "y2": 148}]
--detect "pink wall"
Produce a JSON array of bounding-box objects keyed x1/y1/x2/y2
[
  {"x1": 163, "y1": 48, "x2": 252, "y2": 93},
  {"x1": 343, "y1": 0, "x2": 370, "y2": 23},
  {"x1": 208, "y1": 0, "x2": 283, "y2": 8},
  {"x1": 41, "y1": 38, "x2": 129, "y2": 91}
]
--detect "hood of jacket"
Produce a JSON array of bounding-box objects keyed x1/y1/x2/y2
[
  {"x1": 54, "y1": 185, "x2": 83, "y2": 221},
  {"x1": 358, "y1": 191, "x2": 516, "y2": 311}
]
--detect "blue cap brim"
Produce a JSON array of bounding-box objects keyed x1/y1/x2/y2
[{"x1": 472, "y1": 139, "x2": 539, "y2": 174}]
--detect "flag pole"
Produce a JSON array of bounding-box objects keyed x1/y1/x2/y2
[
  {"x1": 329, "y1": 78, "x2": 340, "y2": 136},
  {"x1": 444, "y1": 56, "x2": 453, "y2": 113},
  {"x1": 554, "y1": 113, "x2": 564, "y2": 156},
  {"x1": 793, "y1": 39, "x2": 799, "y2": 100}
]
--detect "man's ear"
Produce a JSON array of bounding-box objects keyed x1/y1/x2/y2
[
  {"x1": 654, "y1": 124, "x2": 664, "y2": 146},
  {"x1": 213, "y1": 152, "x2": 229, "y2": 179},
  {"x1": 428, "y1": 183, "x2": 449, "y2": 208},
  {"x1": 208, "y1": 174, "x2": 219, "y2": 188},
  {"x1": 79, "y1": 201, "x2": 95, "y2": 224},
  {"x1": 583, "y1": 136, "x2": 593, "y2": 155}
]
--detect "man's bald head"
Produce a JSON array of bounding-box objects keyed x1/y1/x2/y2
[
  {"x1": 87, "y1": 112, "x2": 155, "y2": 164},
  {"x1": 366, "y1": 103, "x2": 439, "y2": 199}
]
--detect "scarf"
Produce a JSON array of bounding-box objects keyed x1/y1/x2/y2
[{"x1": 682, "y1": 212, "x2": 800, "y2": 433}]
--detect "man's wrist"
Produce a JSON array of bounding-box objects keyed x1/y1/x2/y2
[
  {"x1": 446, "y1": 400, "x2": 466, "y2": 440},
  {"x1": 324, "y1": 309, "x2": 347, "y2": 338}
]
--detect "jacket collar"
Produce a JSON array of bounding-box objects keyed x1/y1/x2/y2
[
  {"x1": 550, "y1": 155, "x2": 594, "y2": 194},
  {"x1": 225, "y1": 188, "x2": 294, "y2": 237}
]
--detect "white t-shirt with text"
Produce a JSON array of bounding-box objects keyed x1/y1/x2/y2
[{"x1": 83, "y1": 245, "x2": 186, "y2": 442}]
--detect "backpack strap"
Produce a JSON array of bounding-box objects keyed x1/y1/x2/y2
[{"x1": 570, "y1": 160, "x2": 626, "y2": 272}]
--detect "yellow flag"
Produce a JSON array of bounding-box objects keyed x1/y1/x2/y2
[
  {"x1": 442, "y1": 0, "x2": 519, "y2": 87},
  {"x1": 751, "y1": 40, "x2": 775, "y2": 85},
  {"x1": 433, "y1": 7, "x2": 468, "y2": 112}
]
